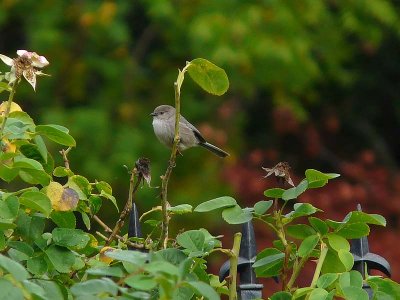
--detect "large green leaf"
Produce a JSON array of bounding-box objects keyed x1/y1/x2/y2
[
  {"x1": 19, "y1": 191, "x2": 52, "y2": 217},
  {"x1": 317, "y1": 273, "x2": 339, "y2": 289},
  {"x1": 305, "y1": 169, "x2": 340, "y2": 188},
  {"x1": 287, "y1": 224, "x2": 316, "y2": 239},
  {"x1": 35, "y1": 124, "x2": 76, "y2": 147},
  {"x1": 367, "y1": 277, "x2": 400, "y2": 300},
  {"x1": 282, "y1": 179, "x2": 308, "y2": 201},
  {"x1": 50, "y1": 211, "x2": 76, "y2": 228},
  {"x1": 70, "y1": 278, "x2": 118, "y2": 296},
  {"x1": 194, "y1": 196, "x2": 237, "y2": 212},
  {"x1": 185, "y1": 281, "x2": 220, "y2": 300},
  {"x1": 0, "y1": 254, "x2": 30, "y2": 281},
  {"x1": 105, "y1": 250, "x2": 148, "y2": 266},
  {"x1": 298, "y1": 234, "x2": 319, "y2": 257},
  {"x1": 222, "y1": 205, "x2": 252, "y2": 224},
  {"x1": 0, "y1": 278, "x2": 24, "y2": 300},
  {"x1": 52, "y1": 228, "x2": 90, "y2": 249},
  {"x1": 187, "y1": 58, "x2": 229, "y2": 96},
  {"x1": 176, "y1": 230, "x2": 205, "y2": 253},
  {"x1": 0, "y1": 195, "x2": 19, "y2": 219},
  {"x1": 254, "y1": 200, "x2": 273, "y2": 215},
  {"x1": 45, "y1": 245, "x2": 76, "y2": 273}
]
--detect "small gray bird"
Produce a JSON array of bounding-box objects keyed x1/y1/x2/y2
[{"x1": 151, "y1": 105, "x2": 229, "y2": 158}]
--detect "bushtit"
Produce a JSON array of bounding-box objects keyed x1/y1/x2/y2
[{"x1": 151, "y1": 105, "x2": 229, "y2": 158}]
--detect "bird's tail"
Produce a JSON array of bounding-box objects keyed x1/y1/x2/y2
[{"x1": 199, "y1": 142, "x2": 229, "y2": 158}]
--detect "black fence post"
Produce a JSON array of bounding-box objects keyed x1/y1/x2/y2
[
  {"x1": 350, "y1": 204, "x2": 391, "y2": 298},
  {"x1": 219, "y1": 220, "x2": 264, "y2": 299}
]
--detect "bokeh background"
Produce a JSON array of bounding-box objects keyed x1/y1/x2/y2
[{"x1": 1, "y1": 0, "x2": 400, "y2": 296}]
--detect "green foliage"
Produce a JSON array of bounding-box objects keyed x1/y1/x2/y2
[{"x1": 195, "y1": 168, "x2": 398, "y2": 298}]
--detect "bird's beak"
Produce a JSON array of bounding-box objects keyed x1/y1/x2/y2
[{"x1": 150, "y1": 112, "x2": 156, "y2": 117}]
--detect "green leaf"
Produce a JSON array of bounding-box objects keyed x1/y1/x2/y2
[
  {"x1": 31, "y1": 279, "x2": 66, "y2": 300},
  {"x1": 308, "y1": 288, "x2": 330, "y2": 300},
  {"x1": 317, "y1": 273, "x2": 339, "y2": 289},
  {"x1": 15, "y1": 212, "x2": 45, "y2": 242},
  {"x1": 125, "y1": 274, "x2": 157, "y2": 291},
  {"x1": 51, "y1": 211, "x2": 76, "y2": 228},
  {"x1": 53, "y1": 166, "x2": 73, "y2": 177},
  {"x1": 253, "y1": 252, "x2": 285, "y2": 268},
  {"x1": 168, "y1": 204, "x2": 193, "y2": 214},
  {"x1": 254, "y1": 200, "x2": 273, "y2": 215},
  {"x1": 0, "y1": 253, "x2": 30, "y2": 281},
  {"x1": 45, "y1": 245, "x2": 76, "y2": 273},
  {"x1": 298, "y1": 234, "x2": 319, "y2": 257},
  {"x1": 327, "y1": 233, "x2": 350, "y2": 252},
  {"x1": 145, "y1": 260, "x2": 179, "y2": 276},
  {"x1": 68, "y1": 175, "x2": 91, "y2": 200},
  {"x1": 270, "y1": 291, "x2": 292, "y2": 300},
  {"x1": 336, "y1": 223, "x2": 370, "y2": 239},
  {"x1": 86, "y1": 266, "x2": 125, "y2": 278},
  {"x1": 321, "y1": 248, "x2": 348, "y2": 274},
  {"x1": 19, "y1": 191, "x2": 52, "y2": 217},
  {"x1": 287, "y1": 224, "x2": 316, "y2": 239},
  {"x1": 22, "y1": 280, "x2": 47, "y2": 299},
  {"x1": 222, "y1": 205, "x2": 252, "y2": 224},
  {"x1": 194, "y1": 196, "x2": 237, "y2": 212},
  {"x1": 309, "y1": 217, "x2": 329, "y2": 235},
  {"x1": 35, "y1": 124, "x2": 76, "y2": 147},
  {"x1": 343, "y1": 211, "x2": 386, "y2": 227},
  {"x1": 33, "y1": 135, "x2": 48, "y2": 163},
  {"x1": 0, "y1": 82, "x2": 11, "y2": 92},
  {"x1": 153, "y1": 248, "x2": 187, "y2": 266},
  {"x1": 71, "y1": 278, "x2": 118, "y2": 296},
  {"x1": 0, "y1": 278, "x2": 24, "y2": 300},
  {"x1": 187, "y1": 58, "x2": 229, "y2": 96},
  {"x1": 27, "y1": 254, "x2": 48, "y2": 275},
  {"x1": 282, "y1": 179, "x2": 308, "y2": 201},
  {"x1": 52, "y1": 228, "x2": 90, "y2": 249},
  {"x1": 292, "y1": 287, "x2": 314, "y2": 299},
  {"x1": 185, "y1": 280, "x2": 220, "y2": 300},
  {"x1": 105, "y1": 250, "x2": 148, "y2": 266},
  {"x1": 176, "y1": 230, "x2": 205, "y2": 252},
  {"x1": 287, "y1": 203, "x2": 319, "y2": 219},
  {"x1": 81, "y1": 211, "x2": 90, "y2": 230},
  {"x1": 19, "y1": 168, "x2": 51, "y2": 186},
  {"x1": 367, "y1": 277, "x2": 400, "y2": 299},
  {"x1": 305, "y1": 169, "x2": 340, "y2": 188},
  {"x1": 338, "y1": 249, "x2": 354, "y2": 271},
  {"x1": 13, "y1": 156, "x2": 44, "y2": 170},
  {"x1": 264, "y1": 188, "x2": 285, "y2": 198},
  {"x1": 0, "y1": 195, "x2": 19, "y2": 219},
  {"x1": 341, "y1": 286, "x2": 369, "y2": 300},
  {"x1": 339, "y1": 271, "x2": 363, "y2": 289},
  {"x1": 19, "y1": 144, "x2": 46, "y2": 165}
]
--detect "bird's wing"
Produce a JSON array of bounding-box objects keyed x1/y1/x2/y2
[{"x1": 180, "y1": 116, "x2": 206, "y2": 143}]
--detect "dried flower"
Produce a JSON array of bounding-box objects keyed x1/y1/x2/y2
[
  {"x1": 135, "y1": 157, "x2": 151, "y2": 187},
  {"x1": 263, "y1": 162, "x2": 294, "y2": 186},
  {"x1": 0, "y1": 50, "x2": 49, "y2": 90}
]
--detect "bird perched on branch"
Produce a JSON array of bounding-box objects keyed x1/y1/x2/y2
[{"x1": 151, "y1": 105, "x2": 229, "y2": 158}]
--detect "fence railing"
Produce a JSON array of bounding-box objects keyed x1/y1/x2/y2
[{"x1": 128, "y1": 204, "x2": 391, "y2": 299}]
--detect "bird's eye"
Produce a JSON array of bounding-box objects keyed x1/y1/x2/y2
[{"x1": 160, "y1": 112, "x2": 164, "y2": 115}]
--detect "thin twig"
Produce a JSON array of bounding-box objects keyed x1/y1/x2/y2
[
  {"x1": 139, "y1": 206, "x2": 162, "y2": 221},
  {"x1": 59, "y1": 147, "x2": 72, "y2": 169},
  {"x1": 105, "y1": 168, "x2": 142, "y2": 246}
]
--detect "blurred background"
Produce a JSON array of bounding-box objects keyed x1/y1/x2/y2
[{"x1": 1, "y1": 0, "x2": 400, "y2": 295}]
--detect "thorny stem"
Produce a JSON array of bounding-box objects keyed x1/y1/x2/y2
[
  {"x1": 106, "y1": 168, "x2": 142, "y2": 246},
  {"x1": 0, "y1": 82, "x2": 17, "y2": 138},
  {"x1": 159, "y1": 63, "x2": 190, "y2": 249},
  {"x1": 310, "y1": 242, "x2": 328, "y2": 288},
  {"x1": 228, "y1": 232, "x2": 242, "y2": 300}
]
